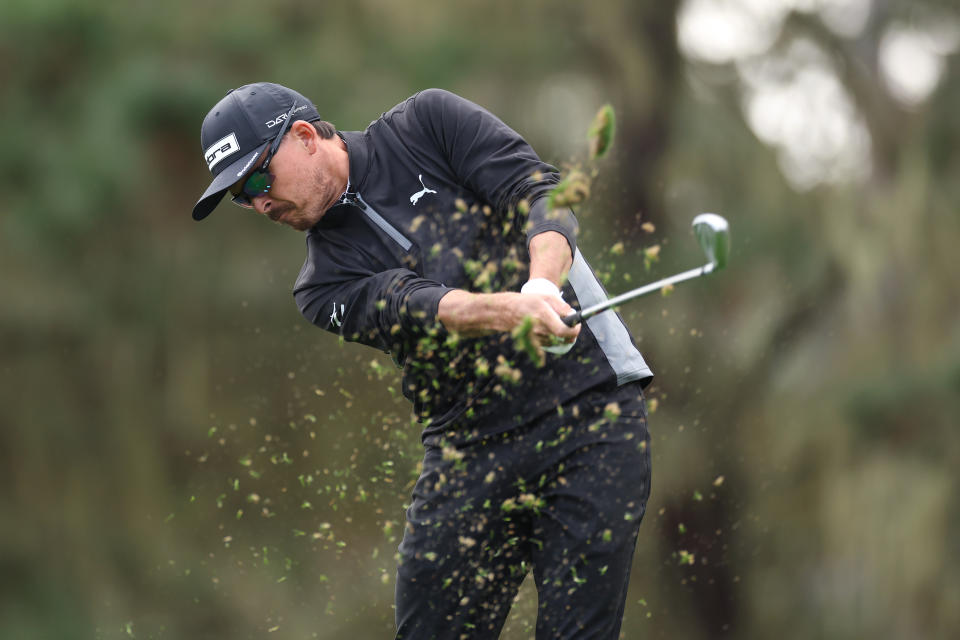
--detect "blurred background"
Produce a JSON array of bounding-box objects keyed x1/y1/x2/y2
[{"x1": 2, "y1": 0, "x2": 958, "y2": 638}]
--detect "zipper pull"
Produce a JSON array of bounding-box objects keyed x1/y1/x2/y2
[{"x1": 337, "y1": 190, "x2": 360, "y2": 208}]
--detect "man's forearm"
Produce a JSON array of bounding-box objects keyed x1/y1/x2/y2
[
  {"x1": 436, "y1": 289, "x2": 580, "y2": 342},
  {"x1": 528, "y1": 231, "x2": 573, "y2": 287},
  {"x1": 436, "y1": 291, "x2": 515, "y2": 336},
  {"x1": 436, "y1": 231, "x2": 578, "y2": 340}
]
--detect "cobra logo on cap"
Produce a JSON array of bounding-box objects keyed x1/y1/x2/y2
[{"x1": 205, "y1": 133, "x2": 240, "y2": 171}]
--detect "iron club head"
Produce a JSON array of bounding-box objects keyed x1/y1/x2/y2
[
  {"x1": 692, "y1": 213, "x2": 730, "y2": 273},
  {"x1": 563, "y1": 213, "x2": 732, "y2": 326}
]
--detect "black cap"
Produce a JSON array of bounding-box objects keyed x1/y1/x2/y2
[{"x1": 192, "y1": 82, "x2": 321, "y2": 221}]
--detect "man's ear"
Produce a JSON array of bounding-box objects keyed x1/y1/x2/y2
[{"x1": 290, "y1": 120, "x2": 318, "y2": 153}]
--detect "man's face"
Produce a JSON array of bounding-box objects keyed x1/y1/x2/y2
[{"x1": 229, "y1": 123, "x2": 346, "y2": 232}]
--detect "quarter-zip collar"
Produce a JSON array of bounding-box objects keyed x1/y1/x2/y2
[{"x1": 338, "y1": 130, "x2": 373, "y2": 195}]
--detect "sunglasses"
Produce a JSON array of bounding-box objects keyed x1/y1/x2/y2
[{"x1": 230, "y1": 103, "x2": 297, "y2": 208}]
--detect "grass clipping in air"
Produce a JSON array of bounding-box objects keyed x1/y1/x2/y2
[
  {"x1": 587, "y1": 104, "x2": 616, "y2": 160},
  {"x1": 548, "y1": 169, "x2": 591, "y2": 209},
  {"x1": 512, "y1": 316, "x2": 543, "y2": 367},
  {"x1": 547, "y1": 104, "x2": 616, "y2": 211}
]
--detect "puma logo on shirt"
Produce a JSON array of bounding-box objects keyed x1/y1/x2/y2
[
  {"x1": 330, "y1": 302, "x2": 345, "y2": 327},
  {"x1": 409, "y1": 174, "x2": 437, "y2": 205}
]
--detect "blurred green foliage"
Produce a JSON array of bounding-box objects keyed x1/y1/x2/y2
[{"x1": 2, "y1": 0, "x2": 959, "y2": 638}]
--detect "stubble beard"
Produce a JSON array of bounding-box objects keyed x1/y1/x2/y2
[
  {"x1": 302, "y1": 164, "x2": 343, "y2": 230},
  {"x1": 274, "y1": 162, "x2": 343, "y2": 232}
]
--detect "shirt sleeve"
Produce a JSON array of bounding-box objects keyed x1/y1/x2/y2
[
  {"x1": 293, "y1": 233, "x2": 453, "y2": 359},
  {"x1": 411, "y1": 88, "x2": 578, "y2": 257}
]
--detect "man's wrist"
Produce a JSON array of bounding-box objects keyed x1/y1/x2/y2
[{"x1": 527, "y1": 231, "x2": 573, "y2": 288}]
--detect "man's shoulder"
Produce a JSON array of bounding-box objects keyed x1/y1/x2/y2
[
  {"x1": 375, "y1": 88, "x2": 471, "y2": 127},
  {"x1": 411, "y1": 88, "x2": 460, "y2": 103}
]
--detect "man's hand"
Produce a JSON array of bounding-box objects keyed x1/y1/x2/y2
[
  {"x1": 437, "y1": 290, "x2": 580, "y2": 349},
  {"x1": 520, "y1": 278, "x2": 577, "y2": 355}
]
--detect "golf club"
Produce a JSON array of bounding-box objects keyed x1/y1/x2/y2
[{"x1": 563, "y1": 213, "x2": 730, "y2": 327}]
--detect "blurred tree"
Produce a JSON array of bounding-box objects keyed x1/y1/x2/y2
[{"x1": 1, "y1": 0, "x2": 959, "y2": 638}]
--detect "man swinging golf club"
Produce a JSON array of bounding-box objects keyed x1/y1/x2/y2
[{"x1": 193, "y1": 82, "x2": 653, "y2": 639}]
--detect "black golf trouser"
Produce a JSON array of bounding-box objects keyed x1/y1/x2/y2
[{"x1": 395, "y1": 383, "x2": 651, "y2": 640}]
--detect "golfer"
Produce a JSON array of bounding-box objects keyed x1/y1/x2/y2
[{"x1": 192, "y1": 82, "x2": 653, "y2": 639}]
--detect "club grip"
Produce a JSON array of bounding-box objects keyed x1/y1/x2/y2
[{"x1": 562, "y1": 310, "x2": 582, "y2": 327}]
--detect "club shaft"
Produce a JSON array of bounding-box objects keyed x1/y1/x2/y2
[{"x1": 563, "y1": 262, "x2": 715, "y2": 326}]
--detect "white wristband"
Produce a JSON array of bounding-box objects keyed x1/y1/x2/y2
[{"x1": 520, "y1": 278, "x2": 562, "y2": 299}]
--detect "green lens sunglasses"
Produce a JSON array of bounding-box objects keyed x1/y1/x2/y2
[{"x1": 231, "y1": 103, "x2": 297, "y2": 208}]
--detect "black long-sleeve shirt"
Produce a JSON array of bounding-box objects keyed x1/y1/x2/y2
[{"x1": 293, "y1": 89, "x2": 652, "y2": 443}]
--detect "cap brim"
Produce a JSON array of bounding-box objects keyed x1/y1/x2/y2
[{"x1": 192, "y1": 142, "x2": 270, "y2": 221}]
